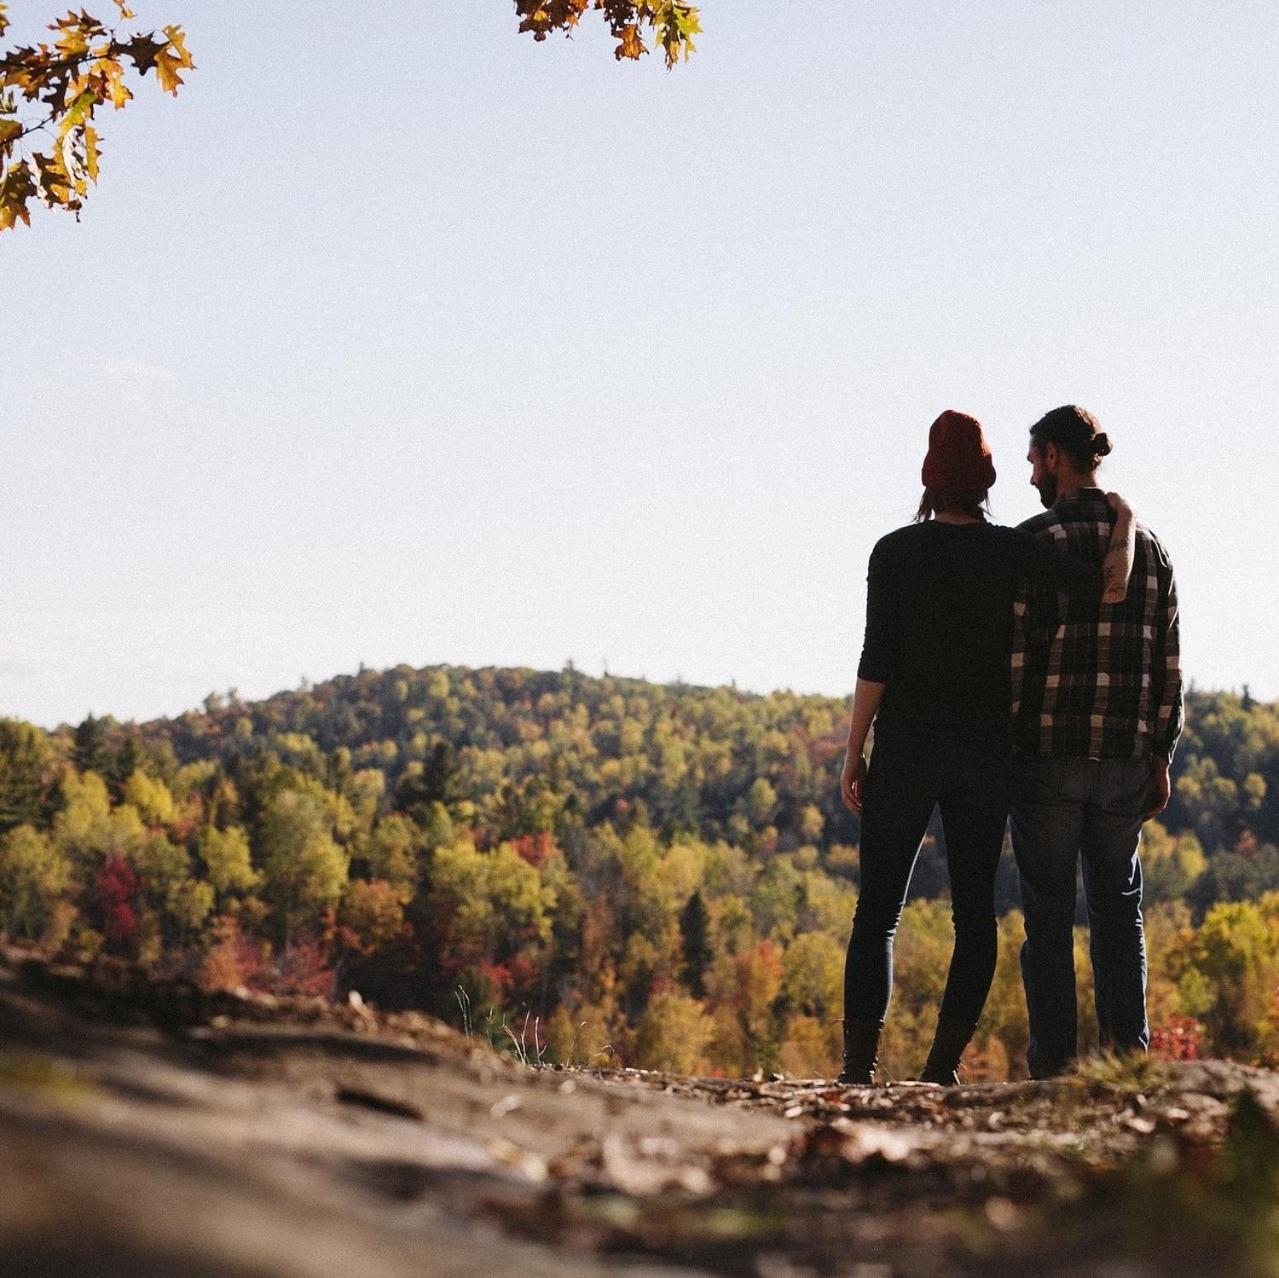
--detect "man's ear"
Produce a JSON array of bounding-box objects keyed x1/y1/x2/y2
[{"x1": 1043, "y1": 441, "x2": 1060, "y2": 471}]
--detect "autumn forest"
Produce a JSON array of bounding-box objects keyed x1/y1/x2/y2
[{"x1": 1, "y1": 664, "x2": 1276, "y2": 1081}]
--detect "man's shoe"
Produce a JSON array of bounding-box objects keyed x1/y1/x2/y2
[
  {"x1": 919, "y1": 1015, "x2": 978, "y2": 1086},
  {"x1": 837, "y1": 1016, "x2": 883, "y2": 1085}
]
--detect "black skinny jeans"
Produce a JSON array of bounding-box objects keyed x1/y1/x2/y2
[{"x1": 844, "y1": 727, "x2": 1011, "y2": 1029}]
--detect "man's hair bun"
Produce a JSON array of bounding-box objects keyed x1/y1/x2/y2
[{"x1": 1030, "y1": 405, "x2": 1114, "y2": 472}]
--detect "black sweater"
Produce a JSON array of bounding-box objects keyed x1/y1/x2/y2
[{"x1": 857, "y1": 521, "x2": 1104, "y2": 749}]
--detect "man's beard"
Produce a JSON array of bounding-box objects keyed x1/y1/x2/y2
[{"x1": 1035, "y1": 474, "x2": 1058, "y2": 508}]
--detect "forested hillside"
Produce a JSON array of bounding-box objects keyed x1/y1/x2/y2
[{"x1": 2, "y1": 664, "x2": 1277, "y2": 1079}]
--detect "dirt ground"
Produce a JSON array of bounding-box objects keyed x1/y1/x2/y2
[{"x1": 4, "y1": 947, "x2": 1279, "y2": 1278}]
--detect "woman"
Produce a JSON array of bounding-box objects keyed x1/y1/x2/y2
[{"x1": 836, "y1": 410, "x2": 1133, "y2": 1086}]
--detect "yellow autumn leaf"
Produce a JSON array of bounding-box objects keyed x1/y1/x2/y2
[
  {"x1": 96, "y1": 56, "x2": 134, "y2": 109},
  {"x1": 153, "y1": 50, "x2": 181, "y2": 94},
  {"x1": 153, "y1": 26, "x2": 193, "y2": 96},
  {"x1": 55, "y1": 28, "x2": 92, "y2": 60},
  {"x1": 0, "y1": 157, "x2": 36, "y2": 231},
  {"x1": 34, "y1": 148, "x2": 75, "y2": 205},
  {"x1": 616, "y1": 23, "x2": 645, "y2": 61},
  {"x1": 58, "y1": 90, "x2": 96, "y2": 141},
  {"x1": 163, "y1": 24, "x2": 193, "y2": 68},
  {"x1": 83, "y1": 123, "x2": 99, "y2": 181}
]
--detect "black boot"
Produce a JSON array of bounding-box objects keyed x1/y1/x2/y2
[
  {"x1": 919, "y1": 1016, "x2": 977, "y2": 1086},
  {"x1": 837, "y1": 1017, "x2": 883, "y2": 1085}
]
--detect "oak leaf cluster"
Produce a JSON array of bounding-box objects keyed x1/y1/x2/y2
[
  {"x1": 2, "y1": 2, "x2": 699, "y2": 233},
  {"x1": 0, "y1": 2, "x2": 192, "y2": 231},
  {"x1": 514, "y1": 0, "x2": 701, "y2": 67}
]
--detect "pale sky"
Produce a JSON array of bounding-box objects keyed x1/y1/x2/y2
[{"x1": 3, "y1": 1, "x2": 1277, "y2": 728}]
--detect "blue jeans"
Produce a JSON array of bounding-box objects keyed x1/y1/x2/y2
[{"x1": 1011, "y1": 754, "x2": 1151, "y2": 1078}]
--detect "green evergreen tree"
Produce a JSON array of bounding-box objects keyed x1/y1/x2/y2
[
  {"x1": 679, "y1": 889, "x2": 712, "y2": 998},
  {"x1": 395, "y1": 741, "x2": 457, "y2": 825},
  {"x1": 73, "y1": 714, "x2": 110, "y2": 776},
  {"x1": 106, "y1": 733, "x2": 142, "y2": 800},
  {"x1": 0, "y1": 719, "x2": 54, "y2": 833}
]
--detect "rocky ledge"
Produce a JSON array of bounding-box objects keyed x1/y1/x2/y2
[{"x1": 3, "y1": 947, "x2": 1278, "y2": 1278}]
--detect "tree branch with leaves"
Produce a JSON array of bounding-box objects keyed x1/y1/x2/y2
[
  {"x1": 0, "y1": 1, "x2": 192, "y2": 232},
  {"x1": 1, "y1": 1, "x2": 700, "y2": 234},
  {"x1": 515, "y1": 1, "x2": 701, "y2": 67}
]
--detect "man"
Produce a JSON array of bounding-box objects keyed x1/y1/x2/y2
[{"x1": 1010, "y1": 406, "x2": 1182, "y2": 1079}]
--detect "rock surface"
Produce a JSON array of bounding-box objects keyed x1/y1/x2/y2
[{"x1": 3, "y1": 947, "x2": 1278, "y2": 1277}]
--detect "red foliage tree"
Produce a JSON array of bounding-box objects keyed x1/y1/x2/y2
[
  {"x1": 511, "y1": 832, "x2": 555, "y2": 869},
  {"x1": 1150, "y1": 1016, "x2": 1204, "y2": 1061},
  {"x1": 199, "y1": 915, "x2": 267, "y2": 993},
  {"x1": 475, "y1": 959, "x2": 514, "y2": 1004},
  {"x1": 271, "y1": 934, "x2": 334, "y2": 998},
  {"x1": 95, "y1": 855, "x2": 139, "y2": 954}
]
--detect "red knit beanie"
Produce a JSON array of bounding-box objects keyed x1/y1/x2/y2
[{"x1": 921, "y1": 410, "x2": 997, "y2": 491}]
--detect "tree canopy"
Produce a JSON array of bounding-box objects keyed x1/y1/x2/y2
[{"x1": 1, "y1": 1, "x2": 699, "y2": 234}]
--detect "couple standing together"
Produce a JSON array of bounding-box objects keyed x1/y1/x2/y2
[{"x1": 838, "y1": 405, "x2": 1182, "y2": 1084}]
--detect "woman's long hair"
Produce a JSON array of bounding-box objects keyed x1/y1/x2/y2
[{"x1": 914, "y1": 488, "x2": 991, "y2": 523}]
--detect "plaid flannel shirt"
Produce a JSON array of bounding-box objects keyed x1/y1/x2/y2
[{"x1": 1011, "y1": 488, "x2": 1183, "y2": 761}]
